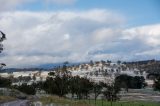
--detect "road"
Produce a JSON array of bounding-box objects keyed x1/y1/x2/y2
[{"x1": 0, "y1": 100, "x2": 30, "y2": 106}]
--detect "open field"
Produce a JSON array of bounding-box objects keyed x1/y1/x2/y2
[
  {"x1": 88, "y1": 100, "x2": 160, "y2": 106},
  {"x1": 119, "y1": 88, "x2": 160, "y2": 102},
  {"x1": 36, "y1": 96, "x2": 160, "y2": 106},
  {"x1": 38, "y1": 96, "x2": 91, "y2": 106},
  {"x1": 0, "y1": 96, "x2": 16, "y2": 103}
]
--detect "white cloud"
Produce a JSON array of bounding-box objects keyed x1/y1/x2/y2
[
  {"x1": 0, "y1": 9, "x2": 124, "y2": 67},
  {"x1": 120, "y1": 24, "x2": 160, "y2": 60},
  {"x1": 0, "y1": 0, "x2": 76, "y2": 12},
  {"x1": 0, "y1": 0, "x2": 35, "y2": 11},
  {"x1": 123, "y1": 24, "x2": 160, "y2": 47},
  {"x1": 92, "y1": 28, "x2": 121, "y2": 43},
  {"x1": 64, "y1": 33, "x2": 70, "y2": 40},
  {"x1": 46, "y1": 0, "x2": 76, "y2": 4},
  {"x1": 136, "y1": 49, "x2": 160, "y2": 56},
  {"x1": 0, "y1": 9, "x2": 160, "y2": 68}
]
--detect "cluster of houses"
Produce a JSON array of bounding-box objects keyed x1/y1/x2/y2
[
  {"x1": 68, "y1": 61, "x2": 148, "y2": 84},
  {"x1": 0, "y1": 61, "x2": 154, "y2": 86},
  {"x1": 0, "y1": 71, "x2": 49, "y2": 85}
]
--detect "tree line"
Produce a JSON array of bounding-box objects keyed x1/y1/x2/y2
[
  {"x1": 1, "y1": 64, "x2": 160, "y2": 105},
  {"x1": 12, "y1": 65, "x2": 148, "y2": 102}
]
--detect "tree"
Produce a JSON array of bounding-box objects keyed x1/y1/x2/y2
[
  {"x1": 63, "y1": 61, "x2": 69, "y2": 65},
  {"x1": 43, "y1": 77, "x2": 55, "y2": 94},
  {"x1": 117, "y1": 60, "x2": 121, "y2": 65},
  {"x1": 69, "y1": 76, "x2": 80, "y2": 99},
  {"x1": 107, "y1": 60, "x2": 111, "y2": 64},
  {"x1": 48, "y1": 71, "x2": 55, "y2": 76},
  {"x1": 115, "y1": 75, "x2": 130, "y2": 91},
  {"x1": 131, "y1": 76, "x2": 146, "y2": 89},
  {"x1": 18, "y1": 75, "x2": 23, "y2": 82},
  {"x1": 32, "y1": 74, "x2": 36, "y2": 82},
  {"x1": 89, "y1": 60, "x2": 94, "y2": 66},
  {"x1": 101, "y1": 60, "x2": 106, "y2": 65},
  {"x1": 0, "y1": 31, "x2": 6, "y2": 70},
  {"x1": 0, "y1": 31, "x2": 9, "y2": 88},
  {"x1": 68, "y1": 76, "x2": 94, "y2": 100},
  {"x1": 74, "y1": 77, "x2": 93, "y2": 99},
  {"x1": 93, "y1": 82, "x2": 103, "y2": 105},
  {"x1": 54, "y1": 75, "x2": 70, "y2": 97},
  {"x1": 102, "y1": 82, "x2": 120, "y2": 106},
  {"x1": 15, "y1": 83, "x2": 36, "y2": 95},
  {"x1": 0, "y1": 76, "x2": 11, "y2": 87},
  {"x1": 115, "y1": 75, "x2": 146, "y2": 91},
  {"x1": 43, "y1": 75, "x2": 70, "y2": 97},
  {"x1": 153, "y1": 76, "x2": 160, "y2": 91},
  {"x1": 0, "y1": 31, "x2": 6, "y2": 51},
  {"x1": 80, "y1": 78, "x2": 93, "y2": 99},
  {"x1": 43, "y1": 64, "x2": 71, "y2": 97}
]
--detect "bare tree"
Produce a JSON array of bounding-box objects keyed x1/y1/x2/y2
[{"x1": 0, "y1": 31, "x2": 6, "y2": 70}]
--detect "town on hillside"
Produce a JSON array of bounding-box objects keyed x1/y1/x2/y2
[{"x1": 1, "y1": 60, "x2": 160, "y2": 87}]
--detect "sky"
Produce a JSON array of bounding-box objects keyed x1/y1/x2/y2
[{"x1": 0, "y1": 0, "x2": 160, "y2": 68}]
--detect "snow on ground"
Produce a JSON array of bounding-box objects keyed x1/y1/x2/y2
[{"x1": 0, "y1": 62, "x2": 150, "y2": 85}]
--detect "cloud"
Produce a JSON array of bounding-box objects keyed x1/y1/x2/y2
[
  {"x1": 0, "y1": 9, "x2": 124, "y2": 67},
  {"x1": 63, "y1": 33, "x2": 70, "y2": 40},
  {"x1": 136, "y1": 49, "x2": 160, "y2": 56},
  {"x1": 0, "y1": 9, "x2": 160, "y2": 68},
  {"x1": 92, "y1": 28, "x2": 122, "y2": 43},
  {"x1": 46, "y1": 0, "x2": 76, "y2": 5},
  {"x1": 121, "y1": 24, "x2": 160, "y2": 60},
  {"x1": 0, "y1": 0, "x2": 76, "y2": 12},
  {"x1": 123, "y1": 24, "x2": 160, "y2": 47},
  {"x1": 0, "y1": 0, "x2": 35, "y2": 11}
]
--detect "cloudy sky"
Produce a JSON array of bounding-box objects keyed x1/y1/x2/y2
[{"x1": 0, "y1": 0, "x2": 160, "y2": 68}]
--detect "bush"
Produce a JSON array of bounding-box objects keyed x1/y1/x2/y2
[
  {"x1": 15, "y1": 83, "x2": 36, "y2": 95},
  {"x1": 0, "y1": 77, "x2": 11, "y2": 87},
  {"x1": 153, "y1": 76, "x2": 160, "y2": 91},
  {"x1": 115, "y1": 75, "x2": 146, "y2": 91}
]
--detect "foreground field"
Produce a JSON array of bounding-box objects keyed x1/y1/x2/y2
[
  {"x1": 37, "y1": 96, "x2": 160, "y2": 106},
  {"x1": 0, "y1": 96, "x2": 16, "y2": 103},
  {"x1": 39, "y1": 96, "x2": 91, "y2": 106},
  {"x1": 88, "y1": 100, "x2": 160, "y2": 106}
]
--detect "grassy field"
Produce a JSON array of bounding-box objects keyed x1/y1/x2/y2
[
  {"x1": 87, "y1": 100, "x2": 160, "y2": 106},
  {"x1": 0, "y1": 96, "x2": 16, "y2": 103},
  {"x1": 39, "y1": 96, "x2": 160, "y2": 106},
  {"x1": 39, "y1": 96, "x2": 91, "y2": 106}
]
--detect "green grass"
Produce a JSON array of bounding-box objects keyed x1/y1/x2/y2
[
  {"x1": 87, "y1": 100, "x2": 160, "y2": 106},
  {"x1": 0, "y1": 96, "x2": 16, "y2": 103},
  {"x1": 39, "y1": 96, "x2": 160, "y2": 106},
  {"x1": 39, "y1": 96, "x2": 92, "y2": 106}
]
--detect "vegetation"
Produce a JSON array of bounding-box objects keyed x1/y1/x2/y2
[
  {"x1": 13, "y1": 83, "x2": 36, "y2": 95},
  {"x1": 88, "y1": 100, "x2": 160, "y2": 106},
  {"x1": 39, "y1": 96, "x2": 91, "y2": 106},
  {"x1": 0, "y1": 58, "x2": 160, "y2": 105},
  {"x1": 115, "y1": 74, "x2": 146, "y2": 91},
  {"x1": 44, "y1": 72, "x2": 94, "y2": 99},
  {"x1": 0, "y1": 77, "x2": 11, "y2": 87},
  {"x1": 37, "y1": 63, "x2": 121, "y2": 106},
  {"x1": 38, "y1": 96, "x2": 160, "y2": 106},
  {"x1": 0, "y1": 31, "x2": 6, "y2": 70},
  {"x1": 0, "y1": 96, "x2": 16, "y2": 103},
  {"x1": 92, "y1": 82, "x2": 103, "y2": 105},
  {"x1": 43, "y1": 65, "x2": 70, "y2": 97},
  {"x1": 153, "y1": 76, "x2": 160, "y2": 91},
  {"x1": 43, "y1": 74, "x2": 70, "y2": 97},
  {"x1": 102, "y1": 83, "x2": 120, "y2": 102}
]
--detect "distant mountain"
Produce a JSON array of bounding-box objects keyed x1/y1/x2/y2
[
  {"x1": 37, "y1": 62, "x2": 82, "y2": 69},
  {"x1": 37, "y1": 63, "x2": 63, "y2": 69},
  {"x1": 1, "y1": 62, "x2": 83, "y2": 73}
]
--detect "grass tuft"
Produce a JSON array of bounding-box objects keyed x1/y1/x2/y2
[
  {"x1": 40, "y1": 96, "x2": 92, "y2": 106},
  {"x1": 0, "y1": 96, "x2": 16, "y2": 103}
]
